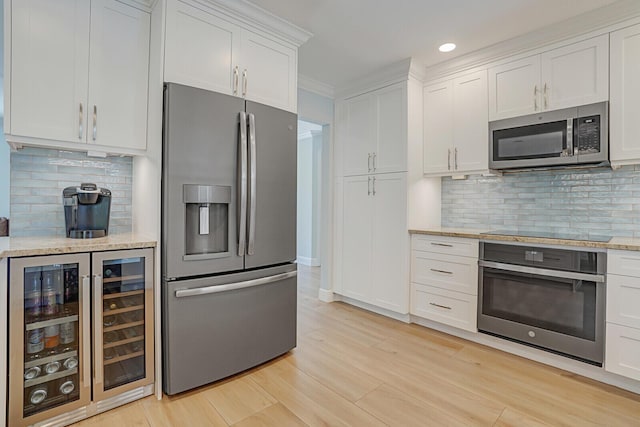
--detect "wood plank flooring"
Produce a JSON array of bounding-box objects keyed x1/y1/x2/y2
[{"x1": 72, "y1": 265, "x2": 640, "y2": 426}]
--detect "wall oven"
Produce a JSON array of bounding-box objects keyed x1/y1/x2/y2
[{"x1": 478, "y1": 242, "x2": 606, "y2": 365}]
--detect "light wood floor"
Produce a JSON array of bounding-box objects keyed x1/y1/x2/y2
[{"x1": 73, "y1": 265, "x2": 640, "y2": 426}]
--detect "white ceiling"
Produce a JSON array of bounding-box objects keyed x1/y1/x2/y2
[{"x1": 249, "y1": 0, "x2": 620, "y2": 89}]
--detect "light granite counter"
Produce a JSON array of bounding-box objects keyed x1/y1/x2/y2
[
  {"x1": 409, "y1": 227, "x2": 640, "y2": 251},
  {"x1": 0, "y1": 233, "x2": 156, "y2": 258}
]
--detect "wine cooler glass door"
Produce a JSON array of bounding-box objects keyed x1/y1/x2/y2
[
  {"x1": 92, "y1": 248, "x2": 154, "y2": 401},
  {"x1": 9, "y1": 254, "x2": 91, "y2": 427}
]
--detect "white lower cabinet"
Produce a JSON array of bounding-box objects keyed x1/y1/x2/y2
[
  {"x1": 338, "y1": 173, "x2": 408, "y2": 314},
  {"x1": 605, "y1": 250, "x2": 640, "y2": 381},
  {"x1": 410, "y1": 235, "x2": 478, "y2": 332}
]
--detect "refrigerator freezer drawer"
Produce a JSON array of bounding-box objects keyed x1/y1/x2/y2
[{"x1": 162, "y1": 264, "x2": 297, "y2": 395}]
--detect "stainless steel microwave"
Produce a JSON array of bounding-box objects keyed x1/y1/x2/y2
[{"x1": 489, "y1": 102, "x2": 608, "y2": 170}]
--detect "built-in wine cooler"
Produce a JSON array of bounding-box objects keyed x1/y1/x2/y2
[{"x1": 8, "y1": 249, "x2": 154, "y2": 426}]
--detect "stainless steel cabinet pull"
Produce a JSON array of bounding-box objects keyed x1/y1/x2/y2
[
  {"x1": 430, "y1": 268, "x2": 453, "y2": 275},
  {"x1": 92, "y1": 105, "x2": 97, "y2": 141},
  {"x1": 454, "y1": 147, "x2": 458, "y2": 170},
  {"x1": 238, "y1": 112, "x2": 248, "y2": 256},
  {"x1": 372, "y1": 177, "x2": 376, "y2": 196},
  {"x1": 533, "y1": 85, "x2": 538, "y2": 110},
  {"x1": 431, "y1": 242, "x2": 453, "y2": 247},
  {"x1": 81, "y1": 275, "x2": 90, "y2": 386},
  {"x1": 543, "y1": 83, "x2": 548, "y2": 109},
  {"x1": 175, "y1": 271, "x2": 297, "y2": 298},
  {"x1": 368, "y1": 153, "x2": 372, "y2": 172},
  {"x1": 429, "y1": 302, "x2": 452, "y2": 310},
  {"x1": 78, "y1": 103, "x2": 83, "y2": 140},
  {"x1": 242, "y1": 69, "x2": 248, "y2": 97},
  {"x1": 247, "y1": 113, "x2": 257, "y2": 255},
  {"x1": 373, "y1": 152, "x2": 377, "y2": 171},
  {"x1": 233, "y1": 66, "x2": 239, "y2": 95},
  {"x1": 447, "y1": 149, "x2": 451, "y2": 170},
  {"x1": 367, "y1": 176, "x2": 371, "y2": 196}
]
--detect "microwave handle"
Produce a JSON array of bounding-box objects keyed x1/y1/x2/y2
[{"x1": 567, "y1": 119, "x2": 574, "y2": 156}]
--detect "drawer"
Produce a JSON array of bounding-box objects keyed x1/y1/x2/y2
[
  {"x1": 411, "y1": 251, "x2": 478, "y2": 295},
  {"x1": 411, "y1": 283, "x2": 477, "y2": 332},
  {"x1": 412, "y1": 235, "x2": 478, "y2": 258},
  {"x1": 605, "y1": 323, "x2": 640, "y2": 381},
  {"x1": 607, "y1": 274, "x2": 640, "y2": 328},
  {"x1": 608, "y1": 250, "x2": 640, "y2": 277}
]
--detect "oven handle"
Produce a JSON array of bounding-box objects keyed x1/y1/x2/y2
[
  {"x1": 478, "y1": 260, "x2": 605, "y2": 283},
  {"x1": 175, "y1": 271, "x2": 297, "y2": 298}
]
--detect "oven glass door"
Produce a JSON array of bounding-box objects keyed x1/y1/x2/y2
[
  {"x1": 481, "y1": 268, "x2": 597, "y2": 341},
  {"x1": 492, "y1": 120, "x2": 570, "y2": 162}
]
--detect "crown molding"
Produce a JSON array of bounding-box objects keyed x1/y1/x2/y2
[
  {"x1": 189, "y1": 0, "x2": 312, "y2": 47},
  {"x1": 423, "y1": 0, "x2": 640, "y2": 81},
  {"x1": 336, "y1": 57, "x2": 414, "y2": 100},
  {"x1": 298, "y1": 74, "x2": 335, "y2": 99}
]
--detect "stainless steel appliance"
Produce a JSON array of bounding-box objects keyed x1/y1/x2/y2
[
  {"x1": 478, "y1": 241, "x2": 606, "y2": 365},
  {"x1": 161, "y1": 83, "x2": 297, "y2": 395},
  {"x1": 63, "y1": 183, "x2": 111, "y2": 238},
  {"x1": 8, "y1": 250, "x2": 154, "y2": 426},
  {"x1": 489, "y1": 101, "x2": 608, "y2": 170}
]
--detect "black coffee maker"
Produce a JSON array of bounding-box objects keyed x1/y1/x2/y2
[{"x1": 63, "y1": 183, "x2": 112, "y2": 238}]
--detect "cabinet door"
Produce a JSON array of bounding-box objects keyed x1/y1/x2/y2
[
  {"x1": 371, "y1": 173, "x2": 408, "y2": 313},
  {"x1": 453, "y1": 70, "x2": 489, "y2": 173},
  {"x1": 10, "y1": 0, "x2": 90, "y2": 143},
  {"x1": 488, "y1": 55, "x2": 540, "y2": 120},
  {"x1": 541, "y1": 35, "x2": 609, "y2": 111},
  {"x1": 610, "y1": 24, "x2": 640, "y2": 163},
  {"x1": 340, "y1": 176, "x2": 373, "y2": 302},
  {"x1": 342, "y1": 95, "x2": 374, "y2": 176},
  {"x1": 241, "y1": 30, "x2": 297, "y2": 112},
  {"x1": 92, "y1": 249, "x2": 154, "y2": 402},
  {"x1": 423, "y1": 81, "x2": 453, "y2": 174},
  {"x1": 8, "y1": 254, "x2": 91, "y2": 427},
  {"x1": 374, "y1": 84, "x2": 407, "y2": 173},
  {"x1": 164, "y1": 0, "x2": 241, "y2": 96},
  {"x1": 87, "y1": 0, "x2": 150, "y2": 150}
]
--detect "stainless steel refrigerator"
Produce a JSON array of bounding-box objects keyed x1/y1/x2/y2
[{"x1": 161, "y1": 83, "x2": 297, "y2": 395}]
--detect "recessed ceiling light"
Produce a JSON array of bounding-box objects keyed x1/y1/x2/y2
[{"x1": 439, "y1": 43, "x2": 456, "y2": 53}]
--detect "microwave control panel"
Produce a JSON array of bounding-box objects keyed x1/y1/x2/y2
[{"x1": 576, "y1": 115, "x2": 601, "y2": 154}]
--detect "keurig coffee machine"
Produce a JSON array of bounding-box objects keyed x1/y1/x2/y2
[{"x1": 63, "y1": 183, "x2": 111, "y2": 238}]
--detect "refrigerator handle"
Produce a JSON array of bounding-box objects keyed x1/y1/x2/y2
[
  {"x1": 248, "y1": 113, "x2": 257, "y2": 255},
  {"x1": 81, "y1": 275, "x2": 91, "y2": 391},
  {"x1": 93, "y1": 274, "x2": 103, "y2": 388},
  {"x1": 238, "y1": 112, "x2": 248, "y2": 256}
]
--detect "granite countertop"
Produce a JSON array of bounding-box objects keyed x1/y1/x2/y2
[
  {"x1": 409, "y1": 227, "x2": 640, "y2": 251},
  {"x1": 0, "y1": 233, "x2": 157, "y2": 258}
]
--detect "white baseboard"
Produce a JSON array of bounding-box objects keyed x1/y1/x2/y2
[
  {"x1": 333, "y1": 294, "x2": 410, "y2": 323},
  {"x1": 318, "y1": 288, "x2": 334, "y2": 302},
  {"x1": 296, "y1": 256, "x2": 320, "y2": 266}
]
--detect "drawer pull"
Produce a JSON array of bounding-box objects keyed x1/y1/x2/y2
[
  {"x1": 429, "y1": 302, "x2": 452, "y2": 310},
  {"x1": 430, "y1": 268, "x2": 453, "y2": 275},
  {"x1": 430, "y1": 242, "x2": 453, "y2": 247}
]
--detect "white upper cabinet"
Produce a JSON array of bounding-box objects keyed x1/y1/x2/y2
[
  {"x1": 164, "y1": 0, "x2": 299, "y2": 113},
  {"x1": 7, "y1": 0, "x2": 151, "y2": 153},
  {"x1": 340, "y1": 82, "x2": 408, "y2": 176},
  {"x1": 610, "y1": 23, "x2": 640, "y2": 165},
  {"x1": 423, "y1": 70, "x2": 488, "y2": 176},
  {"x1": 88, "y1": 0, "x2": 150, "y2": 150},
  {"x1": 488, "y1": 34, "x2": 609, "y2": 120},
  {"x1": 10, "y1": 0, "x2": 91, "y2": 143}
]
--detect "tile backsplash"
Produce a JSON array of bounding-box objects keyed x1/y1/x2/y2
[
  {"x1": 442, "y1": 165, "x2": 640, "y2": 238},
  {"x1": 10, "y1": 147, "x2": 132, "y2": 237}
]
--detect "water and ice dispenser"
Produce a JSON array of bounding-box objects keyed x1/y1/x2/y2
[{"x1": 183, "y1": 184, "x2": 231, "y2": 259}]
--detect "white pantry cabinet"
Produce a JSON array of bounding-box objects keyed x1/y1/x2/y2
[
  {"x1": 339, "y1": 83, "x2": 408, "y2": 176},
  {"x1": 488, "y1": 34, "x2": 609, "y2": 120},
  {"x1": 7, "y1": 0, "x2": 150, "y2": 153},
  {"x1": 164, "y1": 0, "x2": 298, "y2": 112},
  {"x1": 610, "y1": 23, "x2": 640, "y2": 166},
  {"x1": 423, "y1": 70, "x2": 488, "y2": 176},
  {"x1": 339, "y1": 173, "x2": 408, "y2": 313}
]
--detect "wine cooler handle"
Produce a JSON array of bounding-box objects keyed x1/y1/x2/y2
[
  {"x1": 93, "y1": 274, "x2": 103, "y2": 387},
  {"x1": 82, "y1": 275, "x2": 91, "y2": 389}
]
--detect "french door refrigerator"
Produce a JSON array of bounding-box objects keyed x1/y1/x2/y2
[{"x1": 162, "y1": 83, "x2": 297, "y2": 395}]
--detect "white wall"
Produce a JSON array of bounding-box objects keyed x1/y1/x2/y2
[
  {"x1": 297, "y1": 127, "x2": 322, "y2": 266},
  {"x1": 0, "y1": 117, "x2": 8, "y2": 219}
]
